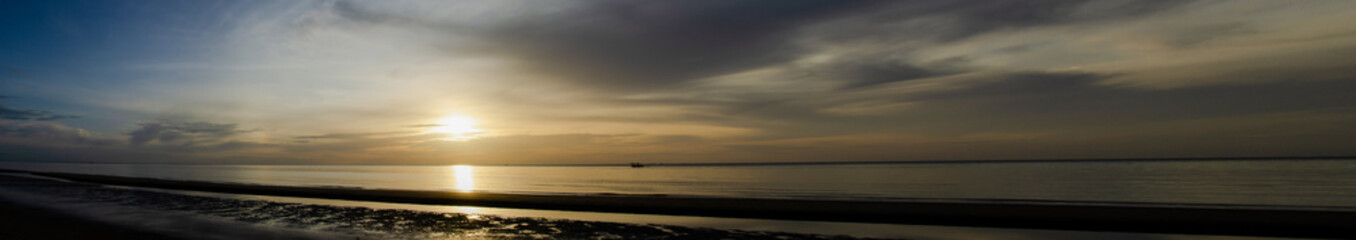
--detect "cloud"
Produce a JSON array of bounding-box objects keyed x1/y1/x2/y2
[
  {"x1": 474, "y1": 1, "x2": 886, "y2": 90},
  {"x1": 459, "y1": 0, "x2": 1189, "y2": 92},
  {"x1": 0, "y1": 120, "x2": 117, "y2": 146},
  {"x1": 292, "y1": 0, "x2": 1356, "y2": 162},
  {"x1": 294, "y1": 131, "x2": 413, "y2": 140},
  {"x1": 0, "y1": 103, "x2": 78, "y2": 121},
  {"x1": 614, "y1": 66, "x2": 1356, "y2": 142},
  {"x1": 818, "y1": 58, "x2": 959, "y2": 89},
  {"x1": 803, "y1": 0, "x2": 1188, "y2": 44},
  {"x1": 7, "y1": 1, "x2": 1356, "y2": 164},
  {"x1": 128, "y1": 120, "x2": 251, "y2": 146}
]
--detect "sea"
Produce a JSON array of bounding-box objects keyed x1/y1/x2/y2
[{"x1": 1, "y1": 158, "x2": 1353, "y2": 240}]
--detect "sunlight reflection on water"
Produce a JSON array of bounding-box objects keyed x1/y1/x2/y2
[{"x1": 453, "y1": 165, "x2": 474, "y2": 192}]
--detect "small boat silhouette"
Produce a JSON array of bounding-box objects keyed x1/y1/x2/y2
[{"x1": 630, "y1": 162, "x2": 645, "y2": 168}]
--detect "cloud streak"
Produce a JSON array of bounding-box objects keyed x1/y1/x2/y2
[
  {"x1": 0, "y1": 103, "x2": 78, "y2": 121},
  {"x1": 128, "y1": 121, "x2": 250, "y2": 146}
]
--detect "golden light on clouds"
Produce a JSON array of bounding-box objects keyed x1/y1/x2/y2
[
  {"x1": 6, "y1": 1, "x2": 1356, "y2": 165},
  {"x1": 431, "y1": 116, "x2": 483, "y2": 141}
]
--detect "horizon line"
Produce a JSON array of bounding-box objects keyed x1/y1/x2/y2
[{"x1": 2, "y1": 155, "x2": 1354, "y2": 167}]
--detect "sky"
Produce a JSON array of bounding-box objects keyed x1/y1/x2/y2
[{"x1": 2, "y1": 0, "x2": 1356, "y2": 165}]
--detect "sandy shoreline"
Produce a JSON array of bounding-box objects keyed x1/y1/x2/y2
[
  {"x1": 0, "y1": 174, "x2": 891, "y2": 239},
  {"x1": 3, "y1": 170, "x2": 1345, "y2": 238},
  {"x1": 0, "y1": 198, "x2": 181, "y2": 240}
]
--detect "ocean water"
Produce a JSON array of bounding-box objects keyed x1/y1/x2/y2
[{"x1": 4, "y1": 159, "x2": 1356, "y2": 208}]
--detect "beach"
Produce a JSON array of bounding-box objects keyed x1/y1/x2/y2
[
  {"x1": 0, "y1": 194, "x2": 180, "y2": 240},
  {"x1": 3, "y1": 170, "x2": 1350, "y2": 239},
  {"x1": 0, "y1": 173, "x2": 896, "y2": 240}
]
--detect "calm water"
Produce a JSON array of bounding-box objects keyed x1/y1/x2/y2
[{"x1": 4, "y1": 159, "x2": 1356, "y2": 208}]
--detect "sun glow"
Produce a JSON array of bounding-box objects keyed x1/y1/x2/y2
[
  {"x1": 431, "y1": 116, "x2": 482, "y2": 141},
  {"x1": 452, "y1": 165, "x2": 475, "y2": 192}
]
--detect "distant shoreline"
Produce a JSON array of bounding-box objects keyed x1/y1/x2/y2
[
  {"x1": 2, "y1": 155, "x2": 1353, "y2": 167},
  {"x1": 5, "y1": 169, "x2": 1352, "y2": 239},
  {"x1": 540, "y1": 155, "x2": 1356, "y2": 167}
]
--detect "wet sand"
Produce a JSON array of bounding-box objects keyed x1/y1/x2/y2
[
  {"x1": 0, "y1": 174, "x2": 880, "y2": 239},
  {"x1": 0, "y1": 198, "x2": 181, "y2": 240},
  {"x1": 11, "y1": 170, "x2": 1352, "y2": 239}
]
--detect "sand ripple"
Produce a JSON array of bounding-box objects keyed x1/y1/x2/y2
[{"x1": 0, "y1": 175, "x2": 884, "y2": 240}]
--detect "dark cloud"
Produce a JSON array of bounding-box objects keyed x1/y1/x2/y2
[
  {"x1": 330, "y1": 1, "x2": 418, "y2": 26},
  {"x1": 0, "y1": 120, "x2": 116, "y2": 146},
  {"x1": 906, "y1": 72, "x2": 1107, "y2": 102},
  {"x1": 810, "y1": 0, "x2": 1190, "y2": 42},
  {"x1": 328, "y1": 0, "x2": 883, "y2": 90},
  {"x1": 0, "y1": 103, "x2": 77, "y2": 121},
  {"x1": 1161, "y1": 22, "x2": 1256, "y2": 48},
  {"x1": 0, "y1": 120, "x2": 282, "y2": 163},
  {"x1": 615, "y1": 68, "x2": 1356, "y2": 141},
  {"x1": 473, "y1": 0, "x2": 884, "y2": 90},
  {"x1": 283, "y1": 131, "x2": 441, "y2": 154},
  {"x1": 128, "y1": 120, "x2": 249, "y2": 146},
  {"x1": 139, "y1": 140, "x2": 277, "y2": 154},
  {"x1": 827, "y1": 60, "x2": 957, "y2": 89},
  {"x1": 942, "y1": 0, "x2": 1184, "y2": 37},
  {"x1": 910, "y1": 72, "x2": 1353, "y2": 134},
  {"x1": 910, "y1": 72, "x2": 1356, "y2": 122},
  {"x1": 328, "y1": 0, "x2": 1193, "y2": 94},
  {"x1": 294, "y1": 131, "x2": 411, "y2": 139},
  {"x1": 476, "y1": 0, "x2": 1188, "y2": 91}
]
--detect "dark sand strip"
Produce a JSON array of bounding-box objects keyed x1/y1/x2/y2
[
  {"x1": 0, "y1": 198, "x2": 181, "y2": 240},
  {"x1": 20, "y1": 171, "x2": 1356, "y2": 239}
]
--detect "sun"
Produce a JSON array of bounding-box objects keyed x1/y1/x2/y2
[{"x1": 430, "y1": 116, "x2": 482, "y2": 141}]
